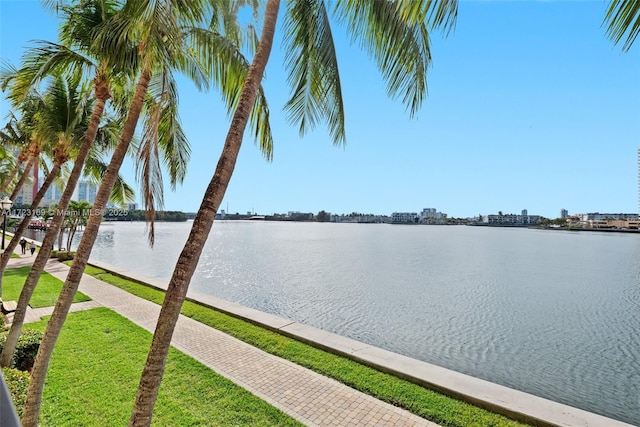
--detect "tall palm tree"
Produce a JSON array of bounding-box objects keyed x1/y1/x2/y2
[
  {"x1": 130, "y1": 0, "x2": 457, "y2": 424},
  {"x1": 604, "y1": 0, "x2": 639, "y2": 51}
]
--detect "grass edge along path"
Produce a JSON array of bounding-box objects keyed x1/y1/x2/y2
[
  {"x1": 29, "y1": 308, "x2": 302, "y2": 426},
  {"x1": 74, "y1": 262, "x2": 528, "y2": 427},
  {"x1": 4, "y1": 266, "x2": 90, "y2": 307}
]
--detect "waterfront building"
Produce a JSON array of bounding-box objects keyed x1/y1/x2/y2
[
  {"x1": 560, "y1": 209, "x2": 568, "y2": 219},
  {"x1": 330, "y1": 214, "x2": 389, "y2": 223},
  {"x1": 287, "y1": 211, "x2": 314, "y2": 220},
  {"x1": 391, "y1": 212, "x2": 418, "y2": 223},
  {"x1": 585, "y1": 219, "x2": 640, "y2": 229},
  {"x1": 417, "y1": 208, "x2": 448, "y2": 223},
  {"x1": 576, "y1": 212, "x2": 639, "y2": 222},
  {"x1": 487, "y1": 213, "x2": 541, "y2": 226},
  {"x1": 420, "y1": 208, "x2": 436, "y2": 218}
]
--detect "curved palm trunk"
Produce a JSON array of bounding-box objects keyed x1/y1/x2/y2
[
  {"x1": 21, "y1": 67, "x2": 151, "y2": 427},
  {"x1": 0, "y1": 162, "x2": 62, "y2": 296},
  {"x1": 8, "y1": 155, "x2": 36, "y2": 202},
  {"x1": 129, "y1": 2, "x2": 280, "y2": 425},
  {"x1": 0, "y1": 152, "x2": 27, "y2": 194},
  {"x1": 0, "y1": 90, "x2": 109, "y2": 368},
  {"x1": 0, "y1": 163, "x2": 21, "y2": 195}
]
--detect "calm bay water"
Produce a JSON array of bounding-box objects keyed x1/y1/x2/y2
[{"x1": 70, "y1": 221, "x2": 639, "y2": 424}]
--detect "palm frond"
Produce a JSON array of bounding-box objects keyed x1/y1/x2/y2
[
  {"x1": 17, "y1": 41, "x2": 96, "y2": 95},
  {"x1": 284, "y1": 0, "x2": 346, "y2": 145},
  {"x1": 186, "y1": 25, "x2": 273, "y2": 159},
  {"x1": 333, "y1": 0, "x2": 436, "y2": 117},
  {"x1": 146, "y1": 70, "x2": 191, "y2": 189},
  {"x1": 394, "y1": 0, "x2": 457, "y2": 34},
  {"x1": 604, "y1": 0, "x2": 640, "y2": 51},
  {"x1": 136, "y1": 71, "x2": 168, "y2": 246}
]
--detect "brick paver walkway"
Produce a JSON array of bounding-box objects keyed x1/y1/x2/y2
[{"x1": 6, "y1": 255, "x2": 439, "y2": 427}]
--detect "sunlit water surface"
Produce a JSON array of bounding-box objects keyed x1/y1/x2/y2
[{"x1": 60, "y1": 221, "x2": 639, "y2": 425}]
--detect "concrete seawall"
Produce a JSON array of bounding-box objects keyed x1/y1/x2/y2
[{"x1": 87, "y1": 258, "x2": 635, "y2": 427}]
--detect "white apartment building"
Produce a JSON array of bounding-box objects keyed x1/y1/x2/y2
[
  {"x1": 575, "y1": 212, "x2": 639, "y2": 222},
  {"x1": 487, "y1": 213, "x2": 541, "y2": 226},
  {"x1": 391, "y1": 212, "x2": 418, "y2": 223}
]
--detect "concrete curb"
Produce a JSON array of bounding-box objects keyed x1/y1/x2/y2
[{"x1": 86, "y1": 259, "x2": 635, "y2": 427}]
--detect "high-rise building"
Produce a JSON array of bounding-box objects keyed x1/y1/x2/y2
[
  {"x1": 560, "y1": 209, "x2": 568, "y2": 219},
  {"x1": 72, "y1": 180, "x2": 98, "y2": 204},
  {"x1": 521, "y1": 209, "x2": 528, "y2": 216},
  {"x1": 43, "y1": 184, "x2": 64, "y2": 207}
]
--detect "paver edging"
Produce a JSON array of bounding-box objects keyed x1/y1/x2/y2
[{"x1": 85, "y1": 259, "x2": 635, "y2": 427}]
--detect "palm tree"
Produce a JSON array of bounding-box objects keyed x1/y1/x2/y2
[
  {"x1": 63, "y1": 200, "x2": 92, "y2": 250},
  {"x1": 604, "y1": 0, "x2": 640, "y2": 51},
  {"x1": 130, "y1": 1, "x2": 457, "y2": 424}
]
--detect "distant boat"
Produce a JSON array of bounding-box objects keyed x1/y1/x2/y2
[
  {"x1": 28, "y1": 218, "x2": 49, "y2": 230},
  {"x1": 247, "y1": 215, "x2": 266, "y2": 220}
]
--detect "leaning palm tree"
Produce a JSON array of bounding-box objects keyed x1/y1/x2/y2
[
  {"x1": 0, "y1": 119, "x2": 41, "y2": 205},
  {"x1": 20, "y1": 0, "x2": 271, "y2": 421},
  {"x1": 604, "y1": 0, "x2": 640, "y2": 51},
  {"x1": 130, "y1": 0, "x2": 457, "y2": 424},
  {"x1": 0, "y1": 120, "x2": 32, "y2": 194},
  {"x1": 0, "y1": 73, "x2": 94, "y2": 294},
  {"x1": 1, "y1": 69, "x2": 48, "y2": 204}
]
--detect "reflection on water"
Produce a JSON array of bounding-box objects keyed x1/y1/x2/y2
[{"x1": 83, "y1": 221, "x2": 639, "y2": 425}]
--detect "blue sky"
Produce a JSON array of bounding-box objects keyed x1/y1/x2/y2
[{"x1": 1, "y1": 1, "x2": 639, "y2": 218}]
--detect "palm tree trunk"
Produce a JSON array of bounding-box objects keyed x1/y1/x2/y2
[
  {"x1": 0, "y1": 91, "x2": 109, "y2": 368},
  {"x1": 58, "y1": 226, "x2": 65, "y2": 250},
  {"x1": 0, "y1": 154, "x2": 26, "y2": 194},
  {"x1": 8, "y1": 154, "x2": 36, "y2": 202},
  {"x1": 66, "y1": 223, "x2": 76, "y2": 251},
  {"x1": 129, "y1": 2, "x2": 280, "y2": 425},
  {"x1": 21, "y1": 66, "x2": 151, "y2": 427},
  {"x1": 0, "y1": 162, "x2": 61, "y2": 296}
]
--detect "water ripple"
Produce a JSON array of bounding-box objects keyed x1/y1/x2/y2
[{"x1": 87, "y1": 222, "x2": 640, "y2": 425}]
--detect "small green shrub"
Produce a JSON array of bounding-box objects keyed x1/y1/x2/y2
[
  {"x1": 50, "y1": 250, "x2": 75, "y2": 261},
  {"x1": 0, "y1": 329, "x2": 44, "y2": 371},
  {"x1": 2, "y1": 367, "x2": 30, "y2": 418}
]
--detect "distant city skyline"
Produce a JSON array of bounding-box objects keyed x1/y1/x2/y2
[{"x1": 1, "y1": 2, "x2": 639, "y2": 219}]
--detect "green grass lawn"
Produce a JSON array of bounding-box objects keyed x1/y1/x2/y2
[
  {"x1": 30, "y1": 308, "x2": 301, "y2": 426},
  {"x1": 76, "y1": 263, "x2": 529, "y2": 427},
  {"x1": 3, "y1": 266, "x2": 90, "y2": 307}
]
